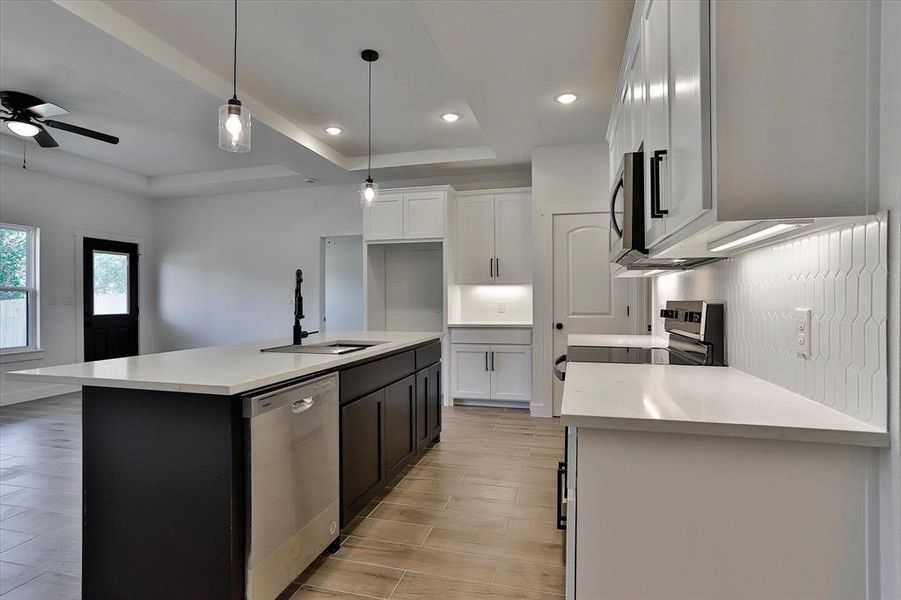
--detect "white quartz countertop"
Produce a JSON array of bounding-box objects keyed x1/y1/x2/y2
[
  {"x1": 561, "y1": 362, "x2": 888, "y2": 447},
  {"x1": 7, "y1": 331, "x2": 442, "y2": 396},
  {"x1": 567, "y1": 334, "x2": 668, "y2": 348},
  {"x1": 447, "y1": 322, "x2": 532, "y2": 328}
]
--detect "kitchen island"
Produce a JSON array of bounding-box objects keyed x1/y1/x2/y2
[{"x1": 8, "y1": 331, "x2": 443, "y2": 600}]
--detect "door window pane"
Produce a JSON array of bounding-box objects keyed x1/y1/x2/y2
[
  {"x1": 93, "y1": 250, "x2": 129, "y2": 315},
  {"x1": 0, "y1": 290, "x2": 28, "y2": 348}
]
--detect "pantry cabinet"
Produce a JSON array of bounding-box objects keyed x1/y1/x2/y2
[
  {"x1": 454, "y1": 191, "x2": 532, "y2": 285},
  {"x1": 363, "y1": 186, "x2": 451, "y2": 241},
  {"x1": 607, "y1": 0, "x2": 877, "y2": 261}
]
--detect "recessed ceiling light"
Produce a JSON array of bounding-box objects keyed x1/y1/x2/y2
[
  {"x1": 441, "y1": 112, "x2": 461, "y2": 123},
  {"x1": 555, "y1": 92, "x2": 579, "y2": 105},
  {"x1": 324, "y1": 126, "x2": 343, "y2": 136}
]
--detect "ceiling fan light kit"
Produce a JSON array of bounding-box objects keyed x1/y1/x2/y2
[
  {"x1": 0, "y1": 90, "x2": 119, "y2": 148},
  {"x1": 360, "y1": 48, "x2": 379, "y2": 207},
  {"x1": 219, "y1": 0, "x2": 251, "y2": 152}
]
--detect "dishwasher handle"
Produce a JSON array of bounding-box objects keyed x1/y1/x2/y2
[
  {"x1": 244, "y1": 373, "x2": 337, "y2": 418},
  {"x1": 291, "y1": 397, "x2": 314, "y2": 413}
]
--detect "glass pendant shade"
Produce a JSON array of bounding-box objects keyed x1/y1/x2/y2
[
  {"x1": 360, "y1": 178, "x2": 378, "y2": 207},
  {"x1": 218, "y1": 100, "x2": 251, "y2": 153}
]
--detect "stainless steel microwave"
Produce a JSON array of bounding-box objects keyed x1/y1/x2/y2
[{"x1": 609, "y1": 150, "x2": 717, "y2": 270}]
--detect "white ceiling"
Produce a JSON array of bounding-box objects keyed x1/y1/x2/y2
[{"x1": 0, "y1": 0, "x2": 632, "y2": 196}]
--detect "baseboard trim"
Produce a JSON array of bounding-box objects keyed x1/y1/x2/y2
[
  {"x1": 1, "y1": 383, "x2": 81, "y2": 406},
  {"x1": 452, "y1": 398, "x2": 531, "y2": 410}
]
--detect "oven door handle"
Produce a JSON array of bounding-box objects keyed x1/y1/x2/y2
[
  {"x1": 553, "y1": 354, "x2": 567, "y2": 382},
  {"x1": 556, "y1": 461, "x2": 567, "y2": 530}
]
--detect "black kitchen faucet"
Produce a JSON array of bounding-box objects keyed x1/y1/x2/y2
[{"x1": 293, "y1": 269, "x2": 309, "y2": 345}]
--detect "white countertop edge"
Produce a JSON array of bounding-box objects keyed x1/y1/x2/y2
[
  {"x1": 446, "y1": 322, "x2": 533, "y2": 328},
  {"x1": 7, "y1": 332, "x2": 443, "y2": 396},
  {"x1": 561, "y1": 413, "x2": 889, "y2": 448}
]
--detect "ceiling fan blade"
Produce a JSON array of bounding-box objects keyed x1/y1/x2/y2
[
  {"x1": 25, "y1": 102, "x2": 69, "y2": 118},
  {"x1": 43, "y1": 119, "x2": 119, "y2": 145},
  {"x1": 33, "y1": 125, "x2": 59, "y2": 148}
]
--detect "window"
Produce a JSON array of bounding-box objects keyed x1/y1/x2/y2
[
  {"x1": 92, "y1": 250, "x2": 129, "y2": 315},
  {"x1": 0, "y1": 224, "x2": 39, "y2": 353}
]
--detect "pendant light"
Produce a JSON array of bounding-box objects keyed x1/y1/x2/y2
[
  {"x1": 360, "y1": 49, "x2": 379, "y2": 207},
  {"x1": 218, "y1": 0, "x2": 250, "y2": 152}
]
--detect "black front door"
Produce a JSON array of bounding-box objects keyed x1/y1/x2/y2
[{"x1": 84, "y1": 237, "x2": 139, "y2": 361}]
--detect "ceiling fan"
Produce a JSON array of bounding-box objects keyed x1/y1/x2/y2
[{"x1": 0, "y1": 90, "x2": 119, "y2": 148}]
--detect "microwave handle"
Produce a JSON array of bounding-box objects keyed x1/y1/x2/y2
[
  {"x1": 609, "y1": 177, "x2": 624, "y2": 237},
  {"x1": 650, "y1": 149, "x2": 669, "y2": 218}
]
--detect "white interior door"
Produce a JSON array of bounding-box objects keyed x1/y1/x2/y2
[{"x1": 552, "y1": 213, "x2": 630, "y2": 415}]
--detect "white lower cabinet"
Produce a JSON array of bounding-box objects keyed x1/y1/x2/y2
[
  {"x1": 450, "y1": 344, "x2": 492, "y2": 400},
  {"x1": 488, "y1": 345, "x2": 531, "y2": 402},
  {"x1": 449, "y1": 328, "x2": 532, "y2": 404}
]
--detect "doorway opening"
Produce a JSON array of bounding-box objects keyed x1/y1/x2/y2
[{"x1": 320, "y1": 235, "x2": 364, "y2": 332}]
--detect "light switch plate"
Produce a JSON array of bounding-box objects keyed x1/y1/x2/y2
[{"x1": 795, "y1": 308, "x2": 812, "y2": 357}]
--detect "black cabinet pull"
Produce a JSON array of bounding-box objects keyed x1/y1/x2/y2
[
  {"x1": 489, "y1": 258, "x2": 494, "y2": 278},
  {"x1": 485, "y1": 351, "x2": 489, "y2": 371},
  {"x1": 556, "y1": 461, "x2": 567, "y2": 530},
  {"x1": 650, "y1": 149, "x2": 669, "y2": 218},
  {"x1": 490, "y1": 351, "x2": 495, "y2": 371},
  {"x1": 495, "y1": 258, "x2": 500, "y2": 278}
]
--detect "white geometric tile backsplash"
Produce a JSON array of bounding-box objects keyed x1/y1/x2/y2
[{"x1": 653, "y1": 215, "x2": 889, "y2": 429}]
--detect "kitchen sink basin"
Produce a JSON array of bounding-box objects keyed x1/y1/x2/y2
[{"x1": 260, "y1": 341, "x2": 384, "y2": 355}]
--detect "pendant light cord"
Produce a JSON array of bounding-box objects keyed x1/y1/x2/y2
[
  {"x1": 368, "y1": 59, "x2": 372, "y2": 177},
  {"x1": 232, "y1": 0, "x2": 238, "y2": 100}
]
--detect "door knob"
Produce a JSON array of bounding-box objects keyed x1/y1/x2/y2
[{"x1": 555, "y1": 323, "x2": 564, "y2": 330}]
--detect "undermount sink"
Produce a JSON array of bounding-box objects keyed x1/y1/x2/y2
[{"x1": 260, "y1": 341, "x2": 384, "y2": 355}]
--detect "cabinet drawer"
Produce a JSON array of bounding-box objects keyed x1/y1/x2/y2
[
  {"x1": 339, "y1": 350, "x2": 415, "y2": 404},
  {"x1": 415, "y1": 342, "x2": 441, "y2": 370},
  {"x1": 449, "y1": 327, "x2": 532, "y2": 345}
]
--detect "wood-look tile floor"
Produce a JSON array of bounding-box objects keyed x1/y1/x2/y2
[
  {"x1": 0, "y1": 393, "x2": 82, "y2": 600},
  {"x1": 287, "y1": 405, "x2": 566, "y2": 600},
  {"x1": 0, "y1": 397, "x2": 565, "y2": 599}
]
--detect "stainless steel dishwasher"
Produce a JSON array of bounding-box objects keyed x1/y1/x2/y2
[{"x1": 244, "y1": 373, "x2": 339, "y2": 600}]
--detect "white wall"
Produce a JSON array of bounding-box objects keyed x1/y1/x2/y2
[
  {"x1": 323, "y1": 235, "x2": 363, "y2": 332},
  {"x1": 530, "y1": 143, "x2": 610, "y2": 417},
  {"x1": 878, "y1": 0, "x2": 901, "y2": 594},
  {"x1": 0, "y1": 165, "x2": 156, "y2": 405},
  {"x1": 153, "y1": 184, "x2": 362, "y2": 350}
]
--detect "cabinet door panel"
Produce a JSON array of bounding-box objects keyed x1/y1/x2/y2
[
  {"x1": 384, "y1": 376, "x2": 415, "y2": 480},
  {"x1": 415, "y1": 369, "x2": 430, "y2": 453},
  {"x1": 341, "y1": 389, "x2": 384, "y2": 524},
  {"x1": 494, "y1": 193, "x2": 532, "y2": 284},
  {"x1": 666, "y1": 0, "x2": 710, "y2": 235},
  {"x1": 451, "y1": 344, "x2": 491, "y2": 400},
  {"x1": 404, "y1": 192, "x2": 445, "y2": 239},
  {"x1": 643, "y1": 0, "x2": 669, "y2": 247},
  {"x1": 364, "y1": 192, "x2": 404, "y2": 240},
  {"x1": 455, "y1": 195, "x2": 496, "y2": 284},
  {"x1": 489, "y1": 344, "x2": 531, "y2": 402},
  {"x1": 427, "y1": 363, "x2": 441, "y2": 440}
]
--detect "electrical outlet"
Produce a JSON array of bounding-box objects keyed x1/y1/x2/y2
[
  {"x1": 498, "y1": 303, "x2": 507, "y2": 314},
  {"x1": 795, "y1": 308, "x2": 812, "y2": 357},
  {"x1": 63, "y1": 296, "x2": 75, "y2": 306},
  {"x1": 49, "y1": 296, "x2": 57, "y2": 306}
]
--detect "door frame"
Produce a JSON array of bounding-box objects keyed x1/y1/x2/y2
[{"x1": 75, "y1": 229, "x2": 147, "y2": 362}]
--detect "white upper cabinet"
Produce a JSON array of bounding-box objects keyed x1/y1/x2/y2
[
  {"x1": 363, "y1": 187, "x2": 450, "y2": 242},
  {"x1": 606, "y1": 0, "x2": 878, "y2": 258},
  {"x1": 455, "y1": 195, "x2": 496, "y2": 284},
  {"x1": 364, "y1": 192, "x2": 404, "y2": 241},
  {"x1": 455, "y1": 191, "x2": 532, "y2": 285},
  {"x1": 493, "y1": 193, "x2": 532, "y2": 284}
]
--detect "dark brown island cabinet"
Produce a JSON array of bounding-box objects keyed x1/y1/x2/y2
[
  {"x1": 339, "y1": 341, "x2": 441, "y2": 524},
  {"x1": 80, "y1": 339, "x2": 442, "y2": 600}
]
